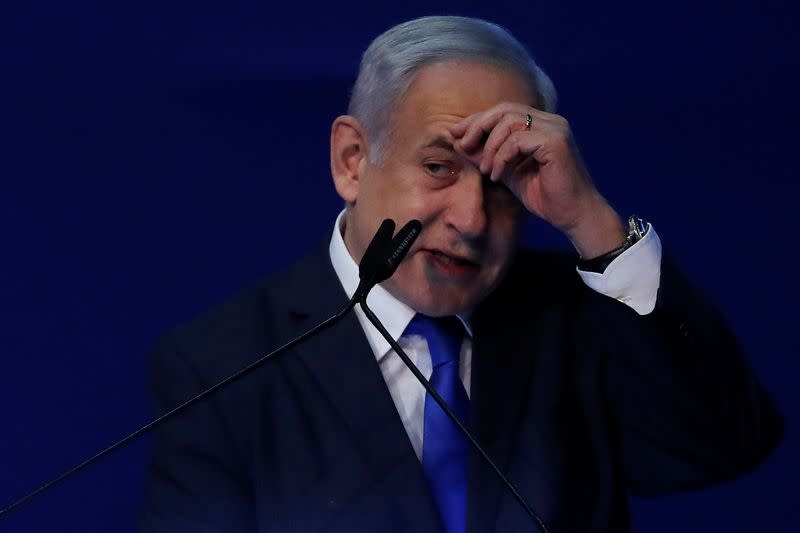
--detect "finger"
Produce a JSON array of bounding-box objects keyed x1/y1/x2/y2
[
  {"x1": 480, "y1": 113, "x2": 531, "y2": 175},
  {"x1": 448, "y1": 120, "x2": 469, "y2": 138},
  {"x1": 490, "y1": 130, "x2": 543, "y2": 182},
  {"x1": 454, "y1": 102, "x2": 524, "y2": 148},
  {"x1": 454, "y1": 111, "x2": 495, "y2": 152},
  {"x1": 457, "y1": 103, "x2": 549, "y2": 152},
  {"x1": 450, "y1": 102, "x2": 509, "y2": 130},
  {"x1": 449, "y1": 108, "x2": 492, "y2": 140},
  {"x1": 461, "y1": 104, "x2": 528, "y2": 149},
  {"x1": 452, "y1": 140, "x2": 483, "y2": 170}
]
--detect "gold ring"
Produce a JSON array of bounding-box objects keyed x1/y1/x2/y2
[{"x1": 524, "y1": 113, "x2": 533, "y2": 130}]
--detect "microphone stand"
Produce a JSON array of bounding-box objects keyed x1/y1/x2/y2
[
  {"x1": 1, "y1": 217, "x2": 399, "y2": 519},
  {"x1": 3, "y1": 216, "x2": 551, "y2": 533},
  {"x1": 358, "y1": 298, "x2": 550, "y2": 533},
  {"x1": 0, "y1": 297, "x2": 359, "y2": 519}
]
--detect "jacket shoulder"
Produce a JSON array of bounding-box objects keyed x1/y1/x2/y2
[{"x1": 151, "y1": 241, "x2": 334, "y2": 384}]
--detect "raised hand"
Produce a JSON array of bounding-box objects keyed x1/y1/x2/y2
[{"x1": 449, "y1": 102, "x2": 626, "y2": 258}]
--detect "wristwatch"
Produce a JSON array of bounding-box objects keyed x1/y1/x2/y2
[{"x1": 576, "y1": 215, "x2": 650, "y2": 274}]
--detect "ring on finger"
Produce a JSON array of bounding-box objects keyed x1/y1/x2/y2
[{"x1": 524, "y1": 113, "x2": 533, "y2": 130}]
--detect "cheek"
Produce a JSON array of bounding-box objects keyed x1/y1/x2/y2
[
  {"x1": 488, "y1": 192, "x2": 523, "y2": 237},
  {"x1": 387, "y1": 178, "x2": 444, "y2": 222},
  {"x1": 406, "y1": 190, "x2": 441, "y2": 220},
  {"x1": 368, "y1": 165, "x2": 424, "y2": 204}
]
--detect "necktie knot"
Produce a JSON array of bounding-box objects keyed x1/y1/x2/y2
[{"x1": 403, "y1": 314, "x2": 466, "y2": 368}]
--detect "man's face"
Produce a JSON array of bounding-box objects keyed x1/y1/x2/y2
[{"x1": 341, "y1": 61, "x2": 531, "y2": 316}]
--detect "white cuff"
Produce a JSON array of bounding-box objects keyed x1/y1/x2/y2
[{"x1": 576, "y1": 225, "x2": 662, "y2": 315}]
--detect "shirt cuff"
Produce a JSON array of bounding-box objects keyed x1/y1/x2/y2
[{"x1": 576, "y1": 225, "x2": 662, "y2": 315}]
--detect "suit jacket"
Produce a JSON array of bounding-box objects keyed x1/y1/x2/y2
[{"x1": 139, "y1": 241, "x2": 782, "y2": 533}]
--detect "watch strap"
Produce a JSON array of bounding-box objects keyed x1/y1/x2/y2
[{"x1": 576, "y1": 216, "x2": 649, "y2": 274}]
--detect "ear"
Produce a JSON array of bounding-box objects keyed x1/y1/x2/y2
[{"x1": 330, "y1": 115, "x2": 369, "y2": 203}]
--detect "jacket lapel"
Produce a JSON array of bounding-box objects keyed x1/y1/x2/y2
[
  {"x1": 276, "y1": 242, "x2": 442, "y2": 531},
  {"x1": 468, "y1": 292, "x2": 539, "y2": 533},
  {"x1": 466, "y1": 252, "x2": 577, "y2": 532}
]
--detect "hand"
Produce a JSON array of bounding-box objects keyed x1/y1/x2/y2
[{"x1": 449, "y1": 102, "x2": 626, "y2": 258}]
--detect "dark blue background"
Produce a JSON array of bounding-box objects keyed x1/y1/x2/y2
[{"x1": 1, "y1": 1, "x2": 797, "y2": 531}]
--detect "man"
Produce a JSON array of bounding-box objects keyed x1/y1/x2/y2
[{"x1": 140, "y1": 16, "x2": 782, "y2": 532}]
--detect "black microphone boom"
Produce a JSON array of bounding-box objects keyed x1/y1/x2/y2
[
  {"x1": 2, "y1": 216, "x2": 549, "y2": 533},
  {"x1": 0, "y1": 218, "x2": 399, "y2": 520},
  {"x1": 358, "y1": 303, "x2": 550, "y2": 533}
]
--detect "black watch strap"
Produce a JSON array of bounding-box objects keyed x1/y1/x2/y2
[{"x1": 576, "y1": 216, "x2": 649, "y2": 274}]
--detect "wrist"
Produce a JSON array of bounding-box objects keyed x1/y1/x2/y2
[
  {"x1": 564, "y1": 197, "x2": 626, "y2": 259},
  {"x1": 576, "y1": 215, "x2": 650, "y2": 273}
]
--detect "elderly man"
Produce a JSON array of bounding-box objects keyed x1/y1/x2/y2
[{"x1": 140, "y1": 16, "x2": 781, "y2": 533}]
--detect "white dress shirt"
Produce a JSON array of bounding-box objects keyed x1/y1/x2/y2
[{"x1": 328, "y1": 210, "x2": 662, "y2": 460}]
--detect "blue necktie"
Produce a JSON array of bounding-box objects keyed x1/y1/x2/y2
[{"x1": 404, "y1": 314, "x2": 470, "y2": 533}]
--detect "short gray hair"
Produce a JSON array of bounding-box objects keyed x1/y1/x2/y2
[{"x1": 348, "y1": 16, "x2": 557, "y2": 162}]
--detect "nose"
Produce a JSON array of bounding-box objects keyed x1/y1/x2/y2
[{"x1": 444, "y1": 169, "x2": 487, "y2": 239}]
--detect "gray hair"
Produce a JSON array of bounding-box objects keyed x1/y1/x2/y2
[{"x1": 348, "y1": 16, "x2": 558, "y2": 162}]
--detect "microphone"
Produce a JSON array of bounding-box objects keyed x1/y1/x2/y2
[
  {"x1": 353, "y1": 218, "x2": 396, "y2": 301},
  {"x1": 381, "y1": 219, "x2": 422, "y2": 280},
  {"x1": 355, "y1": 222, "x2": 550, "y2": 533},
  {"x1": 0, "y1": 218, "x2": 399, "y2": 519}
]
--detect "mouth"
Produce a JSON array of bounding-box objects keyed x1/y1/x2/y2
[{"x1": 421, "y1": 248, "x2": 481, "y2": 278}]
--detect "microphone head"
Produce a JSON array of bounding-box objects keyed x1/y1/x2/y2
[
  {"x1": 374, "y1": 219, "x2": 422, "y2": 283},
  {"x1": 358, "y1": 218, "x2": 395, "y2": 282}
]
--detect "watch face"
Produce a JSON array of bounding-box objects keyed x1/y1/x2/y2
[{"x1": 628, "y1": 216, "x2": 648, "y2": 240}]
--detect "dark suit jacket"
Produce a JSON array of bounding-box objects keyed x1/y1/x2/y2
[{"x1": 139, "y1": 242, "x2": 782, "y2": 532}]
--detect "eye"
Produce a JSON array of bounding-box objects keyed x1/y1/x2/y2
[{"x1": 424, "y1": 162, "x2": 456, "y2": 178}]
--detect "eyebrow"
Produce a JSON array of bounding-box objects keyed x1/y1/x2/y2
[{"x1": 420, "y1": 137, "x2": 456, "y2": 152}]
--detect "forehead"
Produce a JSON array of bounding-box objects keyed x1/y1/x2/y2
[{"x1": 397, "y1": 61, "x2": 532, "y2": 130}]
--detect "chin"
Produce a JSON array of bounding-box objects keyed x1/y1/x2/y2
[
  {"x1": 401, "y1": 297, "x2": 461, "y2": 317},
  {"x1": 388, "y1": 269, "x2": 483, "y2": 318},
  {"x1": 426, "y1": 285, "x2": 479, "y2": 316}
]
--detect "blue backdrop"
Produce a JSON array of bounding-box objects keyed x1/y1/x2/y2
[{"x1": 2, "y1": 1, "x2": 797, "y2": 531}]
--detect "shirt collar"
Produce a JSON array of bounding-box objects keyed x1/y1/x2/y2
[
  {"x1": 328, "y1": 209, "x2": 473, "y2": 361},
  {"x1": 329, "y1": 210, "x2": 415, "y2": 361}
]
